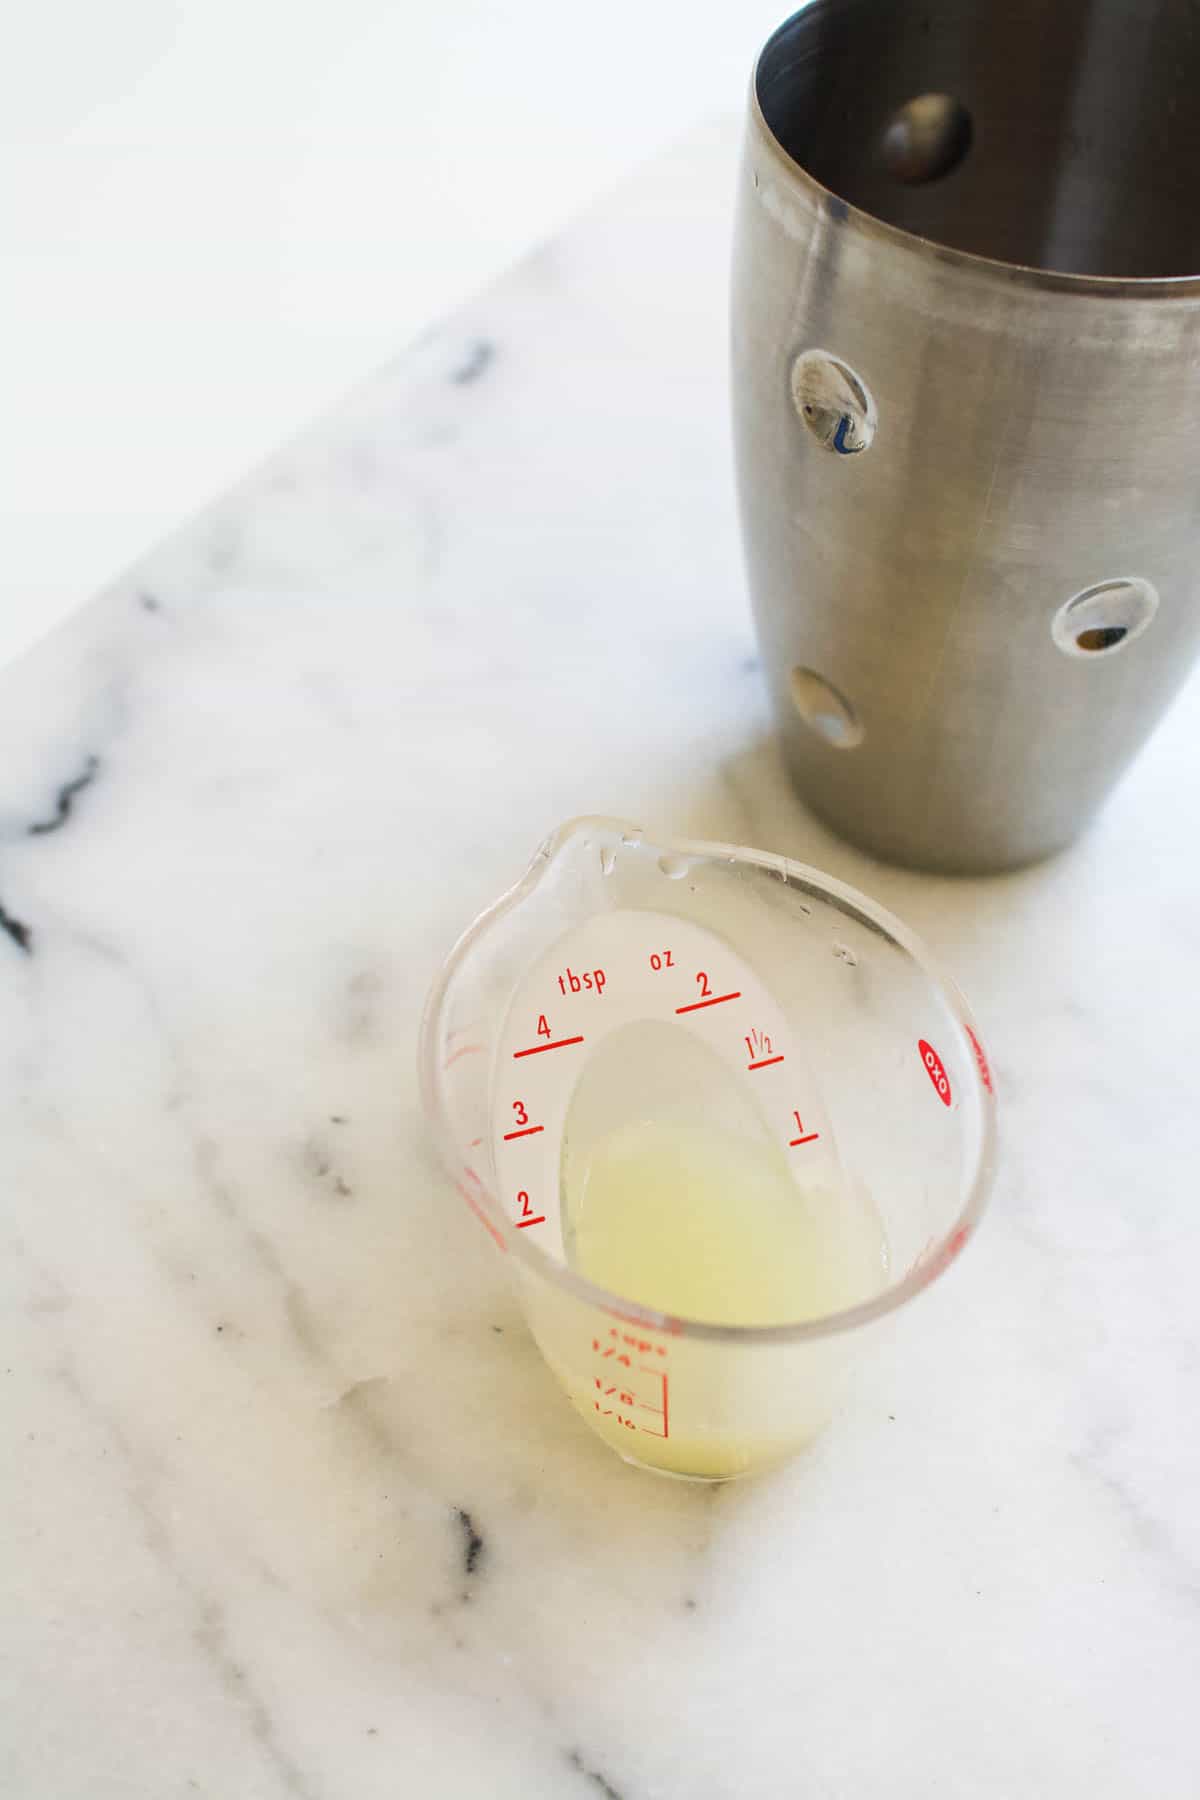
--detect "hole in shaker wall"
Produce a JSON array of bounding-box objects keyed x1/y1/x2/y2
[
  {"x1": 1052, "y1": 578, "x2": 1159, "y2": 658},
  {"x1": 1075, "y1": 626, "x2": 1127, "y2": 653},
  {"x1": 789, "y1": 667, "x2": 864, "y2": 748},
  {"x1": 880, "y1": 94, "x2": 974, "y2": 185},
  {"x1": 790, "y1": 351, "x2": 876, "y2": 455}
]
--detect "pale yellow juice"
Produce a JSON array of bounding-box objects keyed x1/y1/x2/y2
[
  {"x1": 566, "y1": 1116, "x2": 881, "y2": 1325},
  {"x1": 550, "y1": 1114, "x2": 889, "y2": 1478}
]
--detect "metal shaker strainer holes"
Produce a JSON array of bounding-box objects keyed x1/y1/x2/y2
[
  {"x1": 790, "y1": 351, "x2": 876, "y2": 455},
  {"x1": 1052, "y1": 578, "x2": 1159, "y2": 657},
  {"x1": 789, "y1": 667, "x2": 864, "y2": 748},
  {"x1": 880, "y1": 94, "x2": 974, "y2": 185}
]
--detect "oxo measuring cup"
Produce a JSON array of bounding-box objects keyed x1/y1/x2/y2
[{"x1": 420, "y1": 818, "x2": 995, "y2": 1480}]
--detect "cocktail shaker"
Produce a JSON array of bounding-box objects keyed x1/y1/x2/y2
[{"x1": 733, "y1": 0, "x2": 1200, "y2": 871}]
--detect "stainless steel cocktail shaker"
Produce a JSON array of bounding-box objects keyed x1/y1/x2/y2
[{"x1": 733, "y1": 1, "x2": 1200, "y2": 872}]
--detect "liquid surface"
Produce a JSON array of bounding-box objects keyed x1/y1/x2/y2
[{"x1": 564, "y1": 1116, "x2": 887, "y2": 1328}]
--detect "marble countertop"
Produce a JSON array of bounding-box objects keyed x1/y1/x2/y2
[{"x1": 3, "y1": 119, "x2": 1198, "y2": 1798}]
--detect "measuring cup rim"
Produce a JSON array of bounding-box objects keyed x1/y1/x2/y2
[{"x1": 420, "y1": 815, "x2": 998, "y2": 1347}]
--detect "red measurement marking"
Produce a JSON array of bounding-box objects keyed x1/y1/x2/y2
[
  {"x1": 675, "y1": 991, "x2": 741, "y2": 1014},
  {"x1": 789, "y1": 1132, "x2": 820, "y2": 1146},
  {"x1": 443, "y1": 1043, "x2": 483, "y2": 1069},
  {"x1": 600, "y1": 1302, "x2": 683, "y2": 1335},
  {"x1": 468, "y1": 1136, "x2": 483, "y2": 1148},
  {"x1": 515, "y1": 1214, "x2": 547, "y2": 1229},
  {"x1": 455, "y1": 1180, "x2": 506, "y2": 1252},
  {"x1": 589, "y1": 1345, "x2": 670, "y2": 1436},
  {"x1": 964, "y1": 1024, "x2": 993, "y2": 1095},
  {"x1": 502, "y1": 1125, "x2": 545, "y2": 1141},
  {"x1": 513, "y1": 1035, "x2": 584, "y2": 1058},
  {"x1": 748, "y1": 1055, "x2": 785, "y2": 1071},
  {"x1": 593, "y1": 1331, "x2": 669, "y2": 1358},
  {"x1": 918, "y1": 1038, "x2": 952, "y2": 1106}
]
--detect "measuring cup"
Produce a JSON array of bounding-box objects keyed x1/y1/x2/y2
[{"x1": 420, "y1": 818, "x2": 995, "y2": 1480}]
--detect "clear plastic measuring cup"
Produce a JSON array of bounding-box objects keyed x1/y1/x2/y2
[{"x1": 420, "y1": 818, "x2": 996, "y2": 1480}]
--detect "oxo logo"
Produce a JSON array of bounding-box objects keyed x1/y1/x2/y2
[{"x1": 918, "y1": 1039, "x2": 952, "y2": 1106}]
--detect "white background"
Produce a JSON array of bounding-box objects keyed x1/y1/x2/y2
[{"x1": 2, "y1": 0, "x2": 785, "y2": 672}]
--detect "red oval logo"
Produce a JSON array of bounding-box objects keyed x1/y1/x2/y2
[{"x1": 918, "y1": 1039, "x2": 952, "y2": 1106}]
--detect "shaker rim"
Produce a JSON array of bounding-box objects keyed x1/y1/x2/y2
[{"x1": 749, "y1": 73, "x2": 1200, "y2": 303}]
